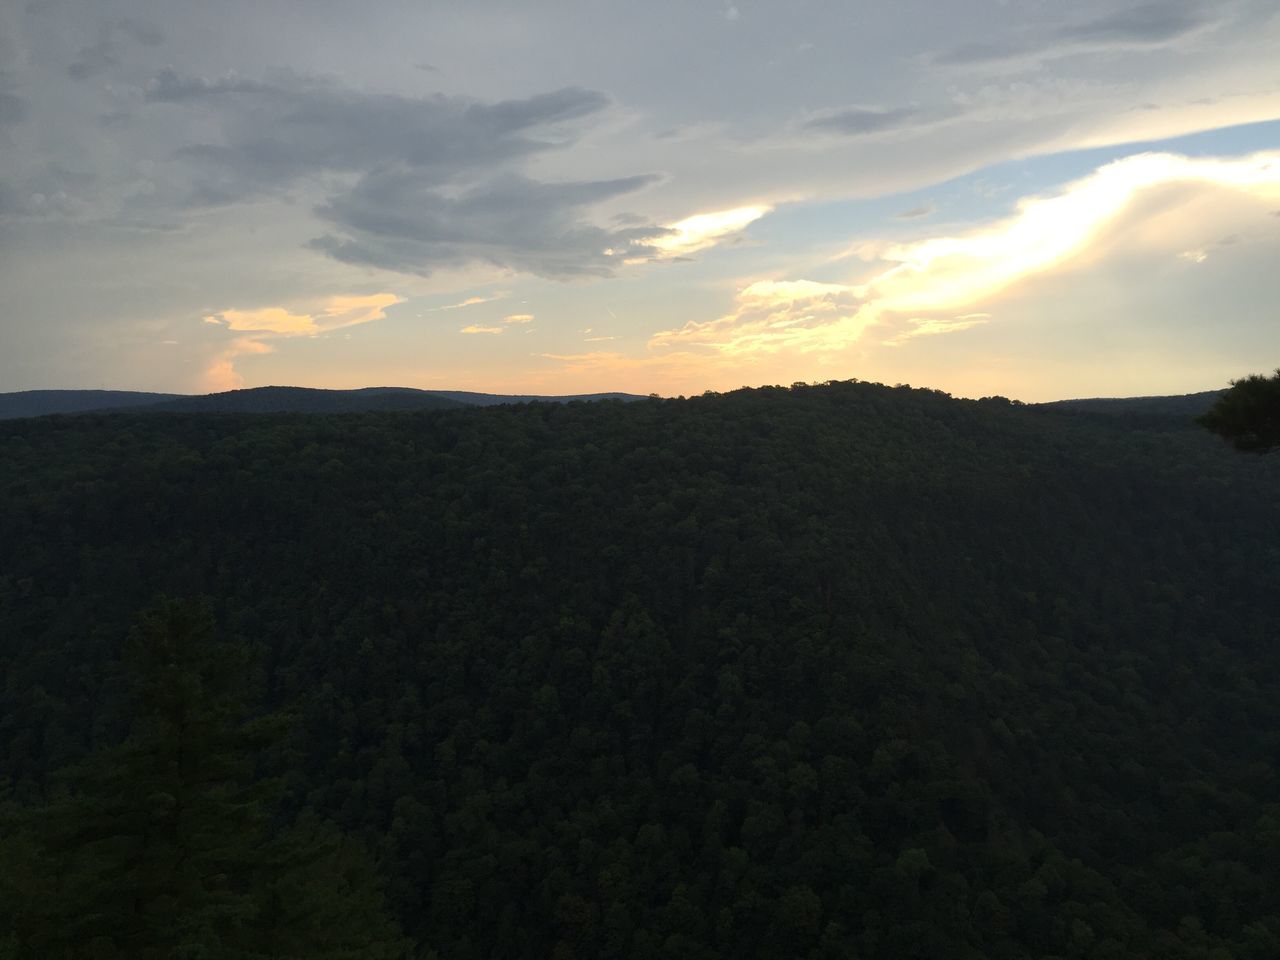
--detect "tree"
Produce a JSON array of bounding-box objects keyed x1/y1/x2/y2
[
  {"x1": 1198, "y1": 370, "x2": 1280, "y2": 453},
  {"x1": 0, "y1": 599, "x2": 412, "y2": 959}
]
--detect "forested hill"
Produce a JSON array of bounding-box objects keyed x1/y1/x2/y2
[
  {"x1": 0, "y1": 385, "x2": 644, "y2": 418},
  {"x1": 1038, "y1": 390, "x2": 1224, "y2": 418},
  {"x1": 3, "y1": 380, "x2": 1280, "y2": 959},
  {"x1": 0, "y1": 389, "x2": 185, "y2": 418}
]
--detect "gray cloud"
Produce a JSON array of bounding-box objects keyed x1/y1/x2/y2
[
  {"x1": 804, "y1": 106, "x2": 924, "y2": 137},
  {"x1": 0, "y1": 84, "x2": 23, "y2": 127},
  {"x1": 310, "y1": 170, "x2": 666, "y2": 278},
  {"x1": 0, "y1": 181, "x2": 19, "y2": 216},
  {"x1": 800, "y1": 103, "x2": 963, "y2": 141},
  {"x1": 937, "y1": 1, "x2": 1213, "y2": 65},
  {"x1": 143, "y1": 67, "x2": 271, "y2": 101},
  {"x1": 0, "y1": 30, "x2": 23, "y2": 128},
  {"x1": 934, "y1": 40, "x2": 1025, "y2": 66},
  {"x1": 144, "y1": 69, "x2": 612, "y2": 206},
  {"x1": 0, "y1": 164, "x2": 98, "y2": 218},
  {"x1": 68, "y1": 18, "x2": 163, "y2": 81},
  {"x1": 1058, "y1": 2, "x2": 1208, "y2": 44},
  {"x1": 127, "y1": 67, "x2": 670, "y2": 277},
  {"x1": 895, "y1": 203, "x2": 936, "y2": 219}
]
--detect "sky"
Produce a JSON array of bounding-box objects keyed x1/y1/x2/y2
[{"x1": 1, "y1": 0, "x2": 1278, "y2": 401}]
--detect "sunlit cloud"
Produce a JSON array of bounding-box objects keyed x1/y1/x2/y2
[
  {"x1": 429, "y1": 292, "x2": 508, "y2": 311},
  {"x1": 864, "y1": 151, "x2": 1280, "y2": 317},
  {"x1": 639, "y1": 204, "x2": 771, "y2": 260},
  {"x1": 209, "y1": 307, "x2": 317, "y2": 335},
  {"x1": 202, "y1": 336, "x2": 275, "y2": 392},
  {"x1": 883, "y1": 313, "x2": 991, "y2": 346},
  {"x1": 650, "y1": 279, "x2": 868, "y2": 355},
  {"x1": 200, "y1": 292, "x2": 403, "y2": 387},
  {"x1": 503, "y1": 313, "x2": 534, "y2": 324},
  {"x1": 320, "y1": 293, "x2": 403, "y2": 327},
  {"x1": 646, "y1": 150, "x2": 1280, "y2": 358},
  {"x1": 460, "y1": 324, "x2": 504, "y2": 335},
  {"x1": 204, "y1": 292, "x2": 403, "y2": 336}
]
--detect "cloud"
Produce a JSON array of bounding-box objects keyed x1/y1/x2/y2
[
  {"x1": 936, "y1": 0, "x2": 1217, "y2": 65},
  {"x1": 131, "y1": 67, "x2": 685, "y2": 277},
  {"x1": 428, "y1": 292, "x2": 508, "y2": 311},
  {"x1": 0, "y1": 164, "x2": 101, "y2": 220},
  {"x1": 895, "y1": 203, "x2": 936, "y2": 220},
  {"x1": 203, "y1": 336, "x2": 274, "y2": 392},
  {"x1": 863, "y1": 151, "x2": 1280, "y2": 316},
  {"x1": 210, "y1": 306, "x2": 317, "y2": 335},
  {"x1": 651, "y1": 279, "x2": 869, "y2": 355},
  {"x1": 640, "y1": 205, "x2": 770, "y2": 259},
  {"x1": 0, "y1": 30, "x2": 23, "y2": 130},
  {"x1": 142, "y1": 68, "x2": 271, "y2": 102},
  {"x1": 503, "y1": 313, "x2": 534, "y2": 324},
  {"x1": 460, "y1": 324, "x2": 504, "y2": 335},
  {"x1": 1058, "y1": 1, "x2": 1208, "y2": 45},
  {"x1": 144, "y1": 68, "x2": 612, "y2": 205},
  {"x1": 203, "y1": 292, "x2": 401, "y2": 336},
  {"x1": 201, "y1": 292, "x2": 402, "y2": 383},
  {"x1": 883, "y1": 313, "x2": 991, "y2": 346},
  {"x1": 310, "y1": 170, "x2": 665, "y2": 278},
  {"x1": 0, "y1": 81, "x2": 22, "y2": 128},
  {"x1": 647, "y1": 149, "x2": 1280, "y2": 357},
  {"x1": 803, "y1": 106, "x2": 931, "y2": 137},
  {"x1": 68, "y1": 18, "x2": 164, "y2": 81}
]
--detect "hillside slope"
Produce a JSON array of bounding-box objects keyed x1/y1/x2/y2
[
  {"x1": 2, "y1": 381, "x2": 1278, "y2": 959},
  {"x1": 1039, "y1": 389, "x2": 1224, "y2": 417},
  {"x1": 0, "y1": 385, "x2": 646, "y2": 418},
  {"x1": 0, "y1": 389, "x2": 184, "y2": 419}
]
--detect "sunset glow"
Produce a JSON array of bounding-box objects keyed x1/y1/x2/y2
[{"x1": 2, "y1": 2, "x2": 1278, "y2": 400}]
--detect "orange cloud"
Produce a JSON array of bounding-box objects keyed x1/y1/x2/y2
[
  {"x1": 460, "y1": 324, "x2": 504, "y2": 335},
  {"x1": 210, "y1": 307, "x2": 318, "y2": 335},
  {"x1": 204, "y1": 292, "x2": 402, "y2": 336},
  {"x1": 202, "y1": 337, "x2": 275, "y2": 392},
  {"x1": 503, "y1": 313, "x2": 535, "y2": 324},
  {"x1": 320, "y1": 293, "x2": 403, "y2": 327},
  {"x1": 200, "y1": 292, "x2": 403, "y2": 388}
]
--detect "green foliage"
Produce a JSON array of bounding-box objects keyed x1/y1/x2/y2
[
  {"x1": 1198, "y1": 370, "x2": 1280, "y2": 453},
  {"x1": 1, "y1": 381, "x2": 1279, "y2": 958},
  {"x1": 0, "y1": 600, "x2": 410, "y2": 959}
]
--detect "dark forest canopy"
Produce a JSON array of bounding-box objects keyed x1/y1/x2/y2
[
  {"x1": 2, "y1": 380, "x2": 1280, "y2": 959},
  {"x1": 0, "y1": 386, "x2": 646, "y2": 420},
  {"x1": 1198, "y1": 370, "x2": 1280, "y2": 453}
]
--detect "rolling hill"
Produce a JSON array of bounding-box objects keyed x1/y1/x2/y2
[
  {"x1": 2, "y1": 380, "x2": 1277, "y2": 958},
  {"x1": 0, "y1": 385, "x2": 646, "y2": 419}
]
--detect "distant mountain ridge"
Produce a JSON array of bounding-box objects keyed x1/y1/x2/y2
[
  {"x1": 0, "y1": 385, "x2": 1225, "y2": 420},
  {"x1": 1038, "y1": 389, "x2": 1224, "y2": 417},
  {"x1": 0, "y1": 390, "x2": 186, "y2": 419},
  {"x1": 0, "y1": 385, "x2": 646, "y2": 419}
]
